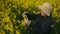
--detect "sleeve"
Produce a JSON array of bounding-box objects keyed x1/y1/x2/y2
[{"x1": 25, "y1": 13, "x2": 37, "y2": 20}]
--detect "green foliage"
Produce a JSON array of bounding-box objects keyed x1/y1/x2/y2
[{"x1": 0, "y1": 0, "x2": 60, "y2": 34}]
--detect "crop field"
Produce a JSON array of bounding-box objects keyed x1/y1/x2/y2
[{"x1": 0, "y1": 0, "x2": 60, "y2": 34}]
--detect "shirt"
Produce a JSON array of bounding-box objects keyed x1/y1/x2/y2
[{"x1": 25, "y1": 13, "x2": 54, "y2": 34}]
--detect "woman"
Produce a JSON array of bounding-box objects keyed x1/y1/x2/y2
[{"x1": 22, "y1": 2, "x2": 54, "y2": 34}]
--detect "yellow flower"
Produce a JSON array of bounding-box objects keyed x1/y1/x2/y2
[
  {"x1": 18, "y1": 10, "x2": 21, "y2": 14},
  {"x1": 14, "y1": 14, "x2": 16, "y2": 19},
  {"x1": 20, "y1": 20, "x2": 26, "y2": 26},
  {"x1": 16, "y1": 30, "x2": 21, "y2": 34},
  {"x1": 51, "y1": 25, "x2": 55, "y2": 28},
  {"x1": 0, "y1": 30, "x2": 6, "y2": 34},
  {"x1": 4, "y1": 24, "x2": 14, "y2": 32}
]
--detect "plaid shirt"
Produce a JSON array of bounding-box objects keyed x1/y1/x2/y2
[{"x1": 25, "y1": 13, "x2": 54, "y2": 34}]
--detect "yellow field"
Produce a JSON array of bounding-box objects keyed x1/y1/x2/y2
[{"x1": 0, "y1": 0, "x2": 60, "y2": 34}]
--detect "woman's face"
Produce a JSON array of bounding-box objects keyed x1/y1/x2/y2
[{"x1": 39, "y1": 10, "x2": 47, "y2": 17}]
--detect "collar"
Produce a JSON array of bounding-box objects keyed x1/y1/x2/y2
[{"x1": 38, "y1": 14, "x2": 49, "y2": 18}]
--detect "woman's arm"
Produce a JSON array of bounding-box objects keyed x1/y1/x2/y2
[
  {"x1": 22, "y1": 12, "x2": 37, "y2": 25},
  {"x1": 22, "y1": 12, "x2": 37, "y2": 20},
  {"x1": 22, "y1": 12, "x2": 38, "y2": 25},
  {"x1": 24, "y1": 18, "x2": 31, "y2": 25}
]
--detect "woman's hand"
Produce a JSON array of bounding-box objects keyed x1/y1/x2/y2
[
  {"x1": 22, "y1": 12, "x2": 31, "y2": 25},
  {"x1": 24, "y1": 18, "x2": 31, "y2": 25},
  {"x1": 22, "y1": 12, "x2": 28, "y2": 16}
]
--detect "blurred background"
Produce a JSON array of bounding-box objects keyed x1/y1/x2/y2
[{"x1": 0, "y1": 0, "x2": 60, "y2": 34}]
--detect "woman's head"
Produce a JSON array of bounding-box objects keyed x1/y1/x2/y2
[
  {"x1": 39, "y1": 10, "x2": 47, "y2": 17},
  {"x1": 38, "y1": 2, "x2": 53, "y2": 16}
]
